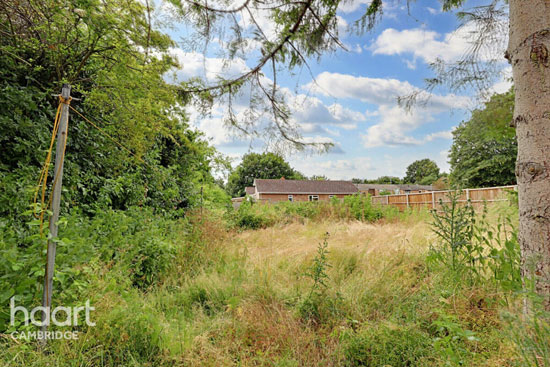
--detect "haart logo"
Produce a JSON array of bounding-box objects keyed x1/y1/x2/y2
[{"x1": 9, "y1": 298, "x2": 95, "y2": 340}]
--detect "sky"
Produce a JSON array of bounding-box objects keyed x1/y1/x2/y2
[{"x1": 160, "y1": 0, "x2": 510, "y2": 180}]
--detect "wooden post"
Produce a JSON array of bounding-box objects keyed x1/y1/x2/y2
[
  {"x1": 431, "y1": 191, "x2": 435, "y2": 209},
  {"x1": 40, "y1": 84, "x2": 71, "y2": 345},
  {"x1": 465, "y1": 188, "x2": 470, "y2": 206},
  {"x1": 406, "y1": 193, "x2": 410, "y2": 209},
  {"x1": 200, "y1": 186, "x2": 203, "y2": 219}
]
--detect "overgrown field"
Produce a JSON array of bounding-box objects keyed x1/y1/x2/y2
[{"x1": 1, "y1": 199, "x2": 549, "y2": 366}]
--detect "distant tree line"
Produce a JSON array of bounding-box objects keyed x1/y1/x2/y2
[
  {"x1": 227, "y1": 89, "x2": 516, "y2": 197},
  {"x1": 353, "y1": 89, "x2": 516, "y2": 189}
]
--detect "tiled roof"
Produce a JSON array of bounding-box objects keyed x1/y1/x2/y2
[
  {"x1": 253, "y1": 179, "x2": 358, "y2": 194},
  {"x1": 355, "y1": 184, "x2": 433, "y2": 191},
  {"x1": 245, "y1": 186, "x2": 256, "y2": 195}
]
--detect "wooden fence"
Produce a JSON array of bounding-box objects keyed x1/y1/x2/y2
[{"x1": 371, "y1": 185, "x2": 517, "y2": 211}]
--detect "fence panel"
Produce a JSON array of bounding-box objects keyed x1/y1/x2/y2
[{"x1": 371, "y1": 185, "x2": 517, "y2": 211}]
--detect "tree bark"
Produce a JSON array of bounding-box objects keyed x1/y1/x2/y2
[{"x1": 507, "y1": 0, "x2": 550, "y2": 309}]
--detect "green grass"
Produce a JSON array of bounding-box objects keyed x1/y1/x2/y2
[
  {"x1": 0, "y1": 201, "x2": 547, "y2": 366},
  {"x1": 229, "y1": 193, "x2": 424, "y2": 230}
]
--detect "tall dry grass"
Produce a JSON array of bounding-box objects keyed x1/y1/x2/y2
[{"x1": 0, "y1": 204, "x2": 525, "y2": 367}]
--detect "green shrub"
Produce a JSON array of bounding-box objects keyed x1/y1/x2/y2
[
  {"x1": 298, "y1": 234, "x2": 345, "y2": 325},
  {"x1": 431, "y1": 310, "x2": 479, "y2": 366},
  {"x1": 298, "y1": 234, "x2": 332, "y2": 324},
  {"x1": 0, "y1": 206, "x2": 211, "y2": 333},
  {"x1": 341, "y1": 324, "x2": 433, "y2": 366},
  {"x1": 129, "y1": 237, "x2": 175, "y2": 289},
  {"x1": 230, "y1": 194, "x2": 407, "y2": 230},
  {"x1": 233, "y1": 199, "x2": 273, "y2": 229},
  {"x1": 429, "y1": 190, "x2": 476, "y2": 272},
  {"x1": 429, "y1": 190, "x2": 521, "y2": 292}
]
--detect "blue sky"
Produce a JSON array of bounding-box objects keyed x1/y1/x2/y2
[{"x1": 162, "y1": 0, "x2": 510, "y2": 180}]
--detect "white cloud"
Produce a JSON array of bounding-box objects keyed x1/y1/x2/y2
[
  {"x1": 370, "y1": 23, "x2": 506, "y2": 68},
  {"x1": 338, "y1": 0, "x2": 372, "y2": 14},
  {"x1": 424, "y1": 130, "x2": 454, "y2": 142},
  {"x1": 438, "y1": 149, "x2": 451, "y2": 173},
  {"x1": 427, "y1": 7, "x2": 440, "y2": 15},
  {"x1": 172, "y1": 53, "x2": 368, "y2": 149},
  {"x1": 305, "y1": 72, "x2": 415, "y2": 105},
  {"x1": 338, "y1": 0, "x2": 402, "y2": 17},
  {"x1": 168, "y1": 49, "x2": 250, "y2": 83},
  {"x1": 361, "y1": 104, "x2": 463, "y2": 148},
  {"x1": 238, "y1": 4, "x2": 281, "y2": 44},
  {"x1": 337, "y1": 15, "x2": 349, "y2": 36},
  {"x1": 289, "y1": 94, "x2": 366, "y2": 127},
  {"x1": 371, "y1": 28, "x2": 468, "y2": 65},
  {"x1": 487, "y1": 66, "x2": 513, "y2": 95},
  {"x1": 304, "y1": 71, "x2": 469, "y2": 148},
  {"x1": 290, "y1": 156, "x2": 373, "y2": 179}
]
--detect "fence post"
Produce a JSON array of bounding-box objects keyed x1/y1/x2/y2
[
  {"x1": 466, "y1": 188, "x2": 470, "y2": 206},
  {"x1": 40, "y1": 84, "x2": 71, "y2": 347},
  {"x1": 386, "y1": 195, "x2": 389, "y2": 206},
  {"x1": 406, "y1": 193, "x2": 410, "y2": 209},
  {"x1": 431, "y1": 191, "x2": 435, "y2": 209}
]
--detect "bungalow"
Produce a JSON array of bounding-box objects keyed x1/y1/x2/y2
[
  {"x1": 244, "y1": 178, "x2": 359, "y2": 203},
  {"x1": 355, "y1": 183, "x2": 433, "y2": 196}
]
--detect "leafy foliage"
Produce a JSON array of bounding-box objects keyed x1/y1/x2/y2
[
  {"x1": 341, "y1": 325, "x2": 432, "y2": 367},
  {"x1": 449, "y1": 89, "x2": 517, "y2": 188},
  {"x1": 0, "y1": 207, "x2": 222, "y2": 332},
  {"x1": 352, "y1": 176, "x2": 402, "y2": 184},
  {"x1": 167, "y1": 0, "x2": 344, "y2": 151},
  {"x1": 230, "y1": 193, "x2": 399, "y2": 229},
  {"x1": 429, "y1": 190, "x2": 521, "y2": 292},
  {"x1": 404, "y1": 158, "x2": 440, "y2": 185},
  {"x1": 298, "y1": 233, "x2": 344, "y2": 325},
  {"x1": 0, "y1": 0, "x2": 227, "y2": 217},
  {"x1": 430, "y1": 190, "x2": 476, "y2": 271},
  {"x1": 226, "y1": 152, "x2": 304, "y2": 197}
]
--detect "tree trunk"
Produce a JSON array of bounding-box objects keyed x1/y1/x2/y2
[{"x1": 507, "y1": 0, "x2": 550, "y2": 309}]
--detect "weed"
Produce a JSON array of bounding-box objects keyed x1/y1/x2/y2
[
  {"x1": 429, "y1": 190, "x2": 476, "y2": 272},
  {"x1": 298, "y1": 233, "x2": 345, "y2": 325},
  {"x1": 341, "y1": 324, "x2": 433, "y2": 366},
  {"x1": 429, "y1": 190, "x2": 521, "y2": 293}
]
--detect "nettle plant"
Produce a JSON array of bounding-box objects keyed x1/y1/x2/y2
[
  {"x1": 429, "y1": 190, "x2": 477, "y2": 273},
  {"x1": 428, "y1": 190, "x2": 521, "y2": 291},
  {"x1": 298, "y1": 232, "x2": 344, "y2": 325}
]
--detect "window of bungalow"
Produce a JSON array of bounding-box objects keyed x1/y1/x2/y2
[
  {"x1": 308, "y1": 195, "x2": 319, "y2": 201},
  {"x1": 288, "y1": 195, "x2": 293, "y2": 202}
]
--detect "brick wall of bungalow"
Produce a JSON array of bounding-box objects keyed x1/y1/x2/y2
[{"x1": 258, "y1": 193, "x2": 352, "y2": 202}]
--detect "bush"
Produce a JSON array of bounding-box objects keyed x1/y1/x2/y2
[
  {"x1": 233, "y1": 199, "x2": 273, "y2": 229},
  {"x1": 230, "y1": 194, "x2": 404, "y2": 230},
  {"x1": 0, "y1": 206, "x2": 216, "y2": 333},
  {"x1": 341, "y1": 324, "x2": 433, "y2": 366},
  {"x1": 428, "y1": 190, "x2": 522, "y2": 291},
  {"x1": 129, "y1": 237, "x2": 175, "y2": 289},
  {"x1": 297, "y1": 234, "x2": 346, "y2": 326}
]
